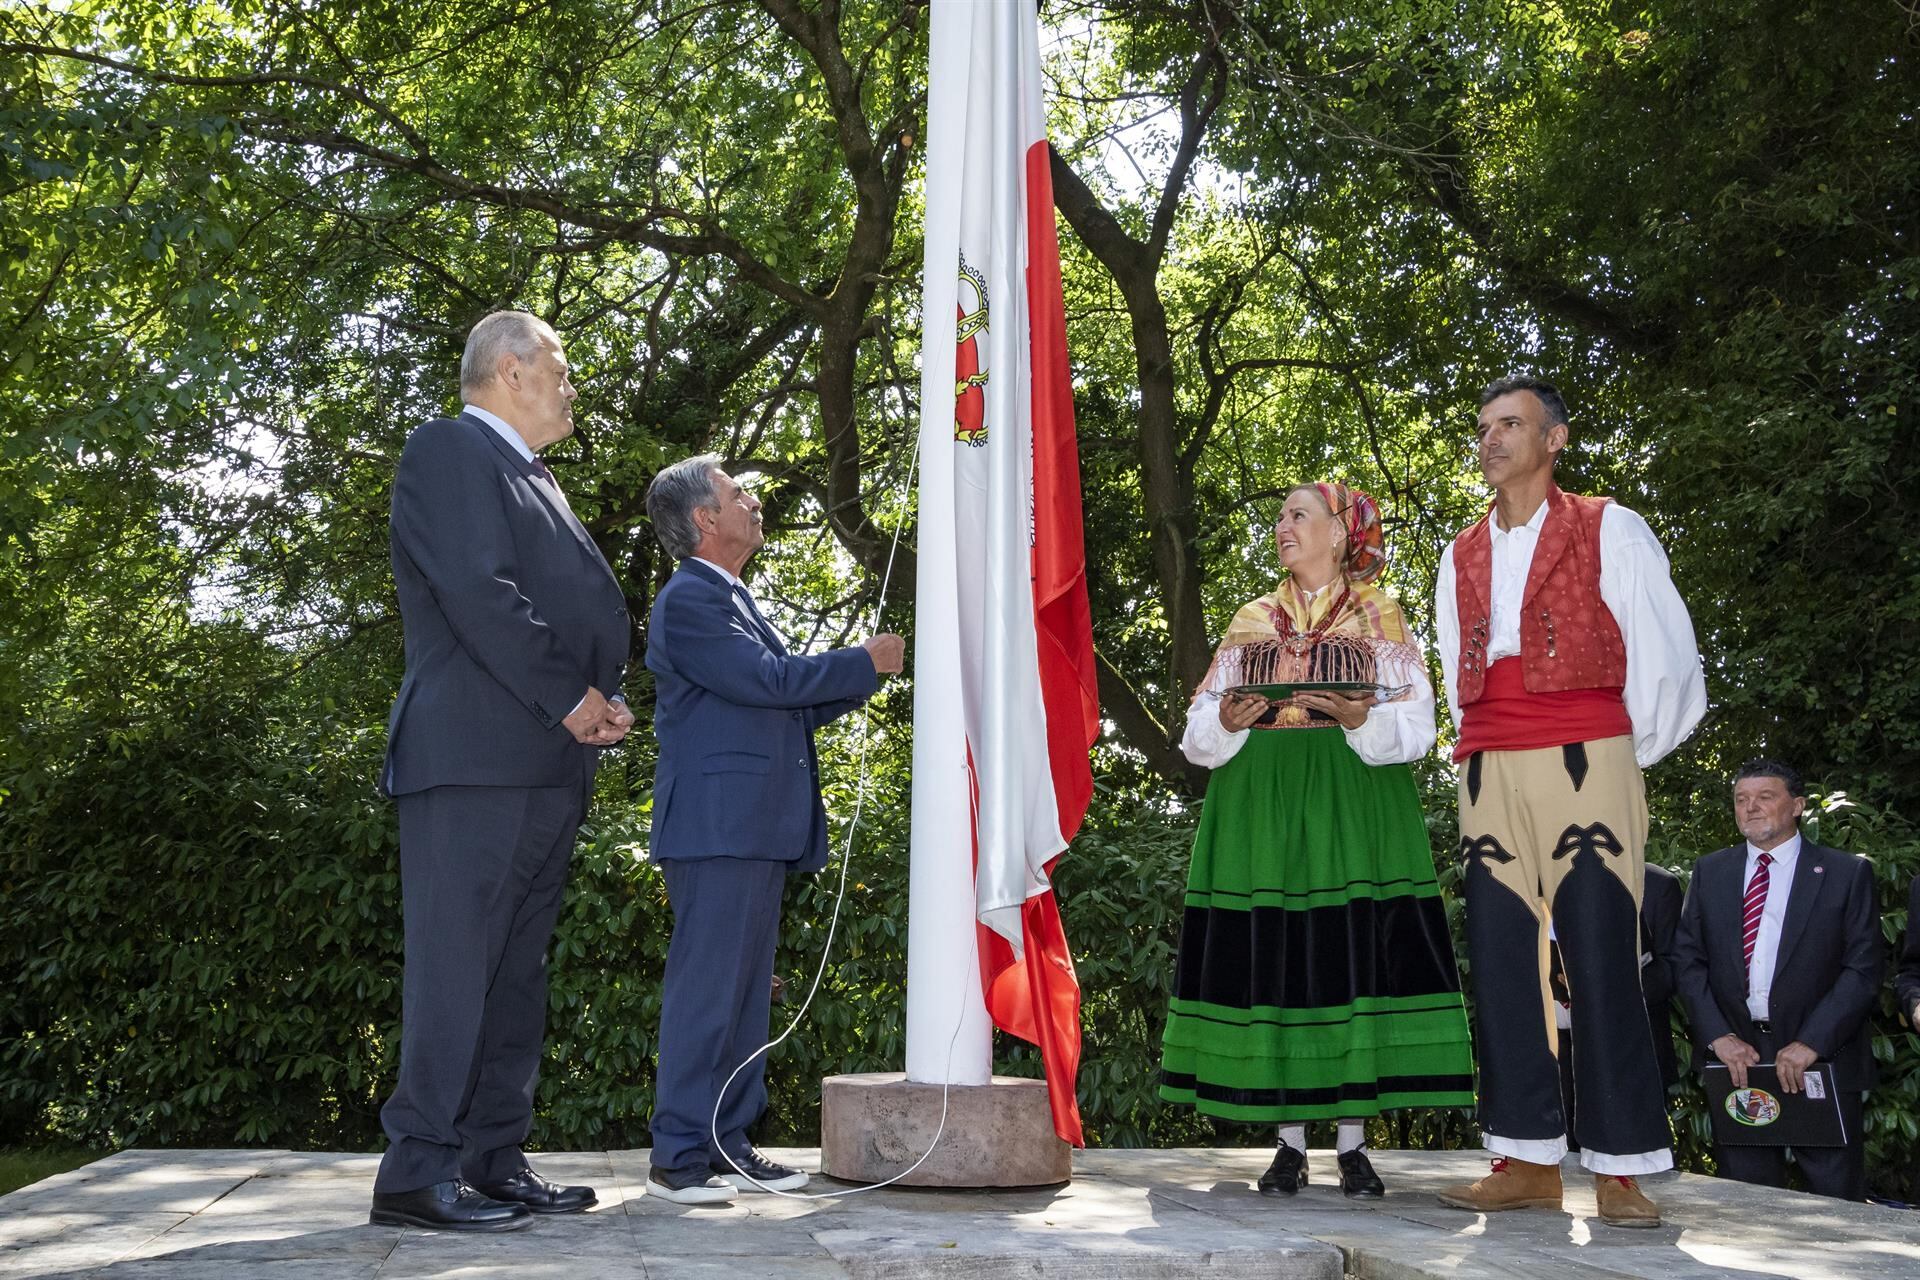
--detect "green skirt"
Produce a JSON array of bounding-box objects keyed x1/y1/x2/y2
[{"x1": 1159, "y1": 726, "x2": 1475, "y2": 1122}]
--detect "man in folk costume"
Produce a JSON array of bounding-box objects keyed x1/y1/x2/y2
[{"x1": 1434, "y1": 377, "x2": 1706, "y2": 1228}]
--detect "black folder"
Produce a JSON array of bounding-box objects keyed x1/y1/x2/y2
[{"x1": 1703, "y1": 1063, "x2": 1847, "y2": 1147}]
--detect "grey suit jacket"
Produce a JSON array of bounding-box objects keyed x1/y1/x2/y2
[{"x1": 382, "y1": 413, "x2": 629, "y2": 794}]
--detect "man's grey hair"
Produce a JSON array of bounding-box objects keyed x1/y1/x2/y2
[
  {"x1": 1479, "y1": 374, "x2": 1570, "y2": 432},
  {"x1": 459, "y1": 310, "x2": 555, "y2": 395},
  {"x1": 646, "y1": 454, "x2": 724, "y2": 560}
]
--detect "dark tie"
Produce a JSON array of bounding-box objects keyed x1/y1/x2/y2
[
  {"x1": 1741, "y1": 851, "x2": 1772, "y2": 990},
  {"x1": 732, "y1": 585, "x2": 781, "y2": 649},
  {"x1": 530, "y1": 456, "x2": 576, "y2": 517}
]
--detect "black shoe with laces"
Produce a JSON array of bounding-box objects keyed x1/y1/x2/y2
[
  {"x1": 711, "y1": 1147, "x2": 809, "y2": 1192},
  {"x1": 1337, "y1": 1148, "x2": 1385, "y2": 1199},
  {"x1": 472, "y1": 1167, "x2": 597, "y2": 1214},
  {"x1": 368, "y1": 1180, "x2": 533, "y2": 1231},
  {"x1": 1257, "y1": 1143, "x2": 1308, "y2": 1197},
  {"x1": 646, "y1": 1164, "x2": 738, "y2": 1204}
]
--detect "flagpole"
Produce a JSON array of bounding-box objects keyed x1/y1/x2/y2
[
  {"x1": 902, "y1": 766, "x2": 993, "y2": 1085},
  {"x1": 817, "y1": 0, "x2": 1079, "y2": 1188},
  {"x1": 901, "y1": 0, "x2": 993, "y2": 1089},
  {"x1": 901, "y1": 356, "x2": 993, "y2": 1086}
]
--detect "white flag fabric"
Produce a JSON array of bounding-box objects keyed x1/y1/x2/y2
[{"x1": 910, "y1": 0, "x2": 1100, "y2": 1146}]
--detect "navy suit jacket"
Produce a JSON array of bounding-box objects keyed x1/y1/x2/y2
[
  {"x1": 645, "y1": 559, "x2": 877, "y2": 871},
  {"x1": 1673, "y1": 840, "x2": 1882, "y2": 1091},
  {"x1": 383, "y1": 413, "x2": 629, "y2": 794}
]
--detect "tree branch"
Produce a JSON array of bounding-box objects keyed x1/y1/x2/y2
[
  {"x1": 1094, "y1": 648, "x2": 1206, "y2": 794},
  {"x1": 9, "y1": 40, "x2": 830, "y2": 315},
  {"x1": 1149, "y1": 47, "x2": 1227, "y2": 261}
]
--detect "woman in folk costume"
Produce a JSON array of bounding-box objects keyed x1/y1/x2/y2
[{"x1": 1160, "y1": 482, "x2": 1474, "y2": 1199}]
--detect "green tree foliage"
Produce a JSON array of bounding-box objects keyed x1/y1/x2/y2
[{"x1": 3, "y1": 0, "x2": 1918, "y2": 1198}]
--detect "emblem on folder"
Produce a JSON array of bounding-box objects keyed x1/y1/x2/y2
[{"x1": 1727, "y1": 1087, "x2": 1782, "y2": 1127}]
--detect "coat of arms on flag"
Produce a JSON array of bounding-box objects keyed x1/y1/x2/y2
[{"x1": 955, "y1": 254, "x2": 988, "y2": 447}]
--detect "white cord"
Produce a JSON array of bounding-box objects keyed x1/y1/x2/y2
[{"x1": 704, "y1": 432, "x2": 975, "y2": 1199}]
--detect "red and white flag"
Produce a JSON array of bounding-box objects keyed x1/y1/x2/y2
[{"x1": 911, "y1": 0, "x2": 1100, "y2": 1147}]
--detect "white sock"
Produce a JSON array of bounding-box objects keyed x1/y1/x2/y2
[
  {"x1": 1277, "y1": 1123, "x2": 1307, "y2": 1151},
  {"x1": 1336, "y1": 1120, "x2": 1366, "y2": 1154}
]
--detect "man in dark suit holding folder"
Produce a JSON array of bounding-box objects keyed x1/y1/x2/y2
[
  {"x1": 371, "y1": 311, "x2": 633, "y2": 1230},
  {"x1": 640, "y1": 455, "x2": 902, "y2": 1203},
  {"x1": 1673, "y1": 758, "x2": 1882, "y2": 1200}
]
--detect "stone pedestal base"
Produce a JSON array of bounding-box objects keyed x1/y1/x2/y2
[{"x1": 820, "y1": 1072, "x2": 1071, "y2": 1188}]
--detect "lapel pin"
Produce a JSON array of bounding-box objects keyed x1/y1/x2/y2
[{"x1": 1814, "y1": 866, "x2": 1824, "y2": 874}]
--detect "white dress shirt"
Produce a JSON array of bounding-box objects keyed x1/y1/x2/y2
[
  {"x1": 690, "y1": 555, "x2": 742, "y2": 589},
  {"x1": 1743, "y1": 832, "x2": 1803, "y2": 1022},
  {"x1": 1435, "y1": 499, "x2": 1707, "y2": 767},
  {"x1": 463, "y1": 403, "x2": 534, "y2": 462},
  {"x1": 1181, "y1": 584, "x2": 1438, "y2": 770},
  {"x1": 691, "y1": 556, "x2": 765, "y2": 633},
  {"x1": 466, "y1": 403, "x2": 580, "y2": 514}
]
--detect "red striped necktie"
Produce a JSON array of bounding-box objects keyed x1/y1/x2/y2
[{"x1": 1741, "y1": 851, "x2": 1773, "y2": 990}]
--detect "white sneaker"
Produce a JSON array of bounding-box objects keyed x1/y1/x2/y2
[
  {"x1": 711, "y1": 1149, "x2": 810, "y2": 1192},
  {"x1": 646, "y1": 1166, "x2": 739, "y2": 1204}
]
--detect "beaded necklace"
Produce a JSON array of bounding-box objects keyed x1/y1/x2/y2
[{"x1": 1269, "y1": 578, "x2": 1353, "y2": 655}]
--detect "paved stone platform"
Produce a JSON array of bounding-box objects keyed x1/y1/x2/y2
[{"x1": 3, "y1": 1147, "x2": 1917, "y2": 1278}]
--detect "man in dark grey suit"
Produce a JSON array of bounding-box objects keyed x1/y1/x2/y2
[
  {"x1": 1673, "y1": 758, "x2": 1882, "y2": 1201},
  {"x1": 639, "y1": 455, "x2": 902, "y2": 1203},
  {"x1": 371, "y1": 311, "x2": 634, "y2": 1231}
]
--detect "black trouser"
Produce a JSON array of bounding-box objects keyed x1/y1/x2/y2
[
  {"x1": 1711, "y1": 1027, "x2": 1868, "y2": 1202},
  {"x1": 375, "y1": 783, "x2": 583, "y2": 1193},
  {"x1": 1556, "y1": 1010, "x2": 1675, "y2": 1153}
]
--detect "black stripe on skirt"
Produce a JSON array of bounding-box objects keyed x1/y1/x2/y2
[
  {"x1": 1174, "y1": 893, "x2": 1462, "y2": 1011},
  {"x1": 1160, "y1": 1070, "x2": 1477, "y2": 1109}
]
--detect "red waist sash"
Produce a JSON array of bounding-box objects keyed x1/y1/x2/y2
[{"x1": 1454, "y1": 657, "x2": 1631, "y2": 761}]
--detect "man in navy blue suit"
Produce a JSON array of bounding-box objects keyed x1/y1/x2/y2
[
  {"x1": 641, "y1": 455, "x2": 903, "y2": 1203},
  {"x1": 371, "y1": 311, "x2": 634, "y2": 1231},
  {"x1": 1673, "y1": 758, "x2": 1882, "y2": 1201}
]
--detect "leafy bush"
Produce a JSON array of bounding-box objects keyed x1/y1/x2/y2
[{"x1": 6, "y1": 657, "x2": 1919, "y2": 1202}]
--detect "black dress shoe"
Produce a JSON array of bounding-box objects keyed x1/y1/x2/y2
[
  {"x1": 1337, "y1": 1148, "x2": 1385, "y2": 1199},
  {"x1": 473, "y1": 1168, "x2": 598, "y2": 1214},
  {"x1": 1257, "y1": 1143, "x2": 1308, "y2": 1197},
  {"x1": 369, "y1": 1180, "x2": 533, "y2": 1231}
]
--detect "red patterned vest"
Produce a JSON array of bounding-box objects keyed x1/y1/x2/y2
[{"x1": 1451, "y1": 487, "x2": 1630, "y2": 757}]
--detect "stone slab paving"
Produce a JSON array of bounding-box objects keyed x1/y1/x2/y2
[{"x1": 3, "y1": 1147, "x2": 1918, "y2": 1279}]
